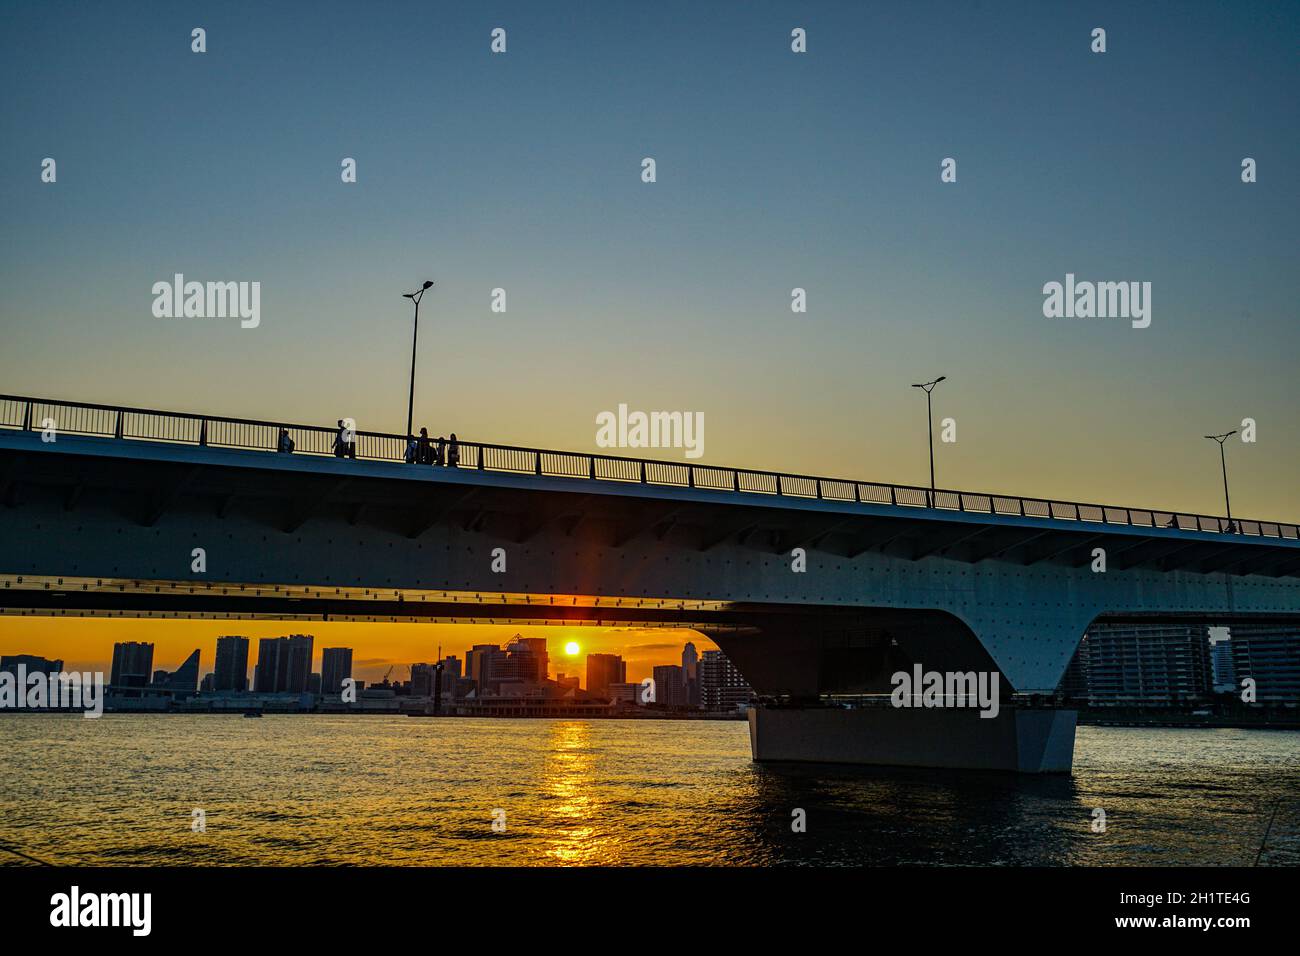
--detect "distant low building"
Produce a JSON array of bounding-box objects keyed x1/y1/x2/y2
[
  {"x1": 1, "y1": 654, "x2": 64, "y2": 677},
  {"x1": 608, "y1": 681, "x2": 643, "y2": 706}
]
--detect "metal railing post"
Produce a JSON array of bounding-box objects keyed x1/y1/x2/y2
[
  {"x1": 199, "y1": 419, "x2": 208, "y2": 447},
  {"x1": 21, "y1": 402, "x2": 31, "y2": 431},
  {"x1": 114, "y1": 411, "x2": 123, "y2": 439}
]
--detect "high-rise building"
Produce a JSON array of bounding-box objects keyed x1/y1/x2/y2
[
  {"x1": 411, "y1": 663, "x2": 438, "y2": 697},
  {"x1": 466, "y1": 644, "x2": 508, "y2": 695},
  {"x1": 1210, "y1": 633, "x2": 1237, "y2": 693},
  {"x1": 440, "y1": 655, "x2": 462, "y2": 696},
  {"x1": 110, "y1": 641, "x2": 154, "y2": 692},
  {"x1": 320, "y1": 647, "x2": 353, "y2": 695},
  {"x1": 253, "y1": 635, "x2": 314, "y2": 694},
  {"x1": 586, "y1": 653, "x2": 626, "y2": 698},
  {"x1": 652, "y1": 664, "x2": 687, "y2": 708},
  {"x1": 213, "y1": 635, "x2": 250, "y2": 692},
  {"x1": 698, "y1": 649, "x2": 753, "y2": 712},
  {"x1": 499, "y1": 637, "x2": 549, "y2": 683},
  {"x1": 1230, "y1": 625, "x2": 1300, "y2": 705},
  {"x1": 682, "y1": 642, "x2": 700, "y2": 708},
  {"x1": 1081, "y1": 623, "x2": 1213, "y2": 707}
]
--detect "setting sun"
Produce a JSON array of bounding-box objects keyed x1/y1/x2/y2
[{"x1": 564, "y1": 641, "x2": 580, "y2": 656}]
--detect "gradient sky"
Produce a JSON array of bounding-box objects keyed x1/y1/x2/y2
[{"x1": 1, "y1": 1, "x2": 1296, "y2": 672}]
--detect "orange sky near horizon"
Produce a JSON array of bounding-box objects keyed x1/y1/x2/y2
[{"x1": 0, "y1": 617, "x2": 713, "y2": 689}]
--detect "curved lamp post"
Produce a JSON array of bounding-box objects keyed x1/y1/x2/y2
[
  {"x1": 1204, "y1": 430, "x2": 1238, "y2": 533},
  {"x1": 911, "y1": 376, "x2": 946, "y2": 506},
  {"x1": 403, "y1": 280, "x2": 435, "y2": 438}
]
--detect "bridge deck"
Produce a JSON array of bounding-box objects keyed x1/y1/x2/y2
[{"x1": 3, "y1": 393, "x2": 1295, "y2": 545}]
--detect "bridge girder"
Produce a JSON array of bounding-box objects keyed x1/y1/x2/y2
[{"x1": 2, "y1": 432, "x2": 1298, "y2": 696}]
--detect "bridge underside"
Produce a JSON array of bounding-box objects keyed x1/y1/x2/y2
[
  {"x1": 0, "y1": 577, "x2": 1090, "y2": 772},
  {"x1": 3, "y1": 432, "x2": 1299, "y2": 773}
]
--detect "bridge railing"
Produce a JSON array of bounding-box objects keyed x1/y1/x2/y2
[{"x1": 1, "y1": 393, "x2": 1296, "y2": 541}]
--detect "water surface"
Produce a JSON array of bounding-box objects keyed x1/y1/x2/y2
[{"x1": 0, "y1": 716, "x2": 1295, "y2": 866}]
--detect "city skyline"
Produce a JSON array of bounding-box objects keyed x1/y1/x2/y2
[
  {"x1": 0, "y1": 617, "x2": 713, "y2": 688},
  {"x1": 0, "y1": 2, "x2": 1297, "y2": 917},
  {"x1": 4, "y1": 1, "x2": 1295, "y2": 673}
]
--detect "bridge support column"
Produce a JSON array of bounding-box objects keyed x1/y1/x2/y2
[{"x1": 747, "y1": 705, "x2": 1077, "y2": 773}]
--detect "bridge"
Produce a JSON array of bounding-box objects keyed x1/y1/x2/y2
[{"x1": 2, "y1": 393, "x2": 1298, "y2": 772}]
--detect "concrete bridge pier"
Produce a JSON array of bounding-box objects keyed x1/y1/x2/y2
[
  {"x1": 709, "y1": 613, "x2": 1080, "y2": 773},
  {"x1": 747, "y1": 705, "x2": 1078, "y2": 773}
]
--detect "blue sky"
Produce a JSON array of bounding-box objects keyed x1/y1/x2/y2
[{"x1": 1, "y1": 0, "x2": 1296, "y2": 518}]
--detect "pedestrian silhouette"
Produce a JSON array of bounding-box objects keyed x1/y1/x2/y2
[
  {"x1": 417, "y1": 427, "x2": 433, "y2": 465},
  {"x1": 447, "y1": 433, "x2": 460, "y2": 467},
  {"x1": 277, "y1": 428, "x2": 295, "y2": 454},
  {"x1": 334, "y1": 419, "x2": 356, "y2": 459}
]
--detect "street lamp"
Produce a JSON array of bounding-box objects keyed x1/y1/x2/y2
[
  {"x1": 402, "y1": 280, "x2": 435, "y2": 438},
  {"x1": 1204, "y1": 430, "x2": 1238, "y2": 533},
  {"x1": 911, "y1": 376, "x2": 946, "y2": 506}
]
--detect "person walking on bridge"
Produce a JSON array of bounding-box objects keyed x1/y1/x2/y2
[
  {"x1": 333, "y1": 419, "x2": 356, "y2": 459},
  {"x1": 446, "y1": 433, "x2": 460, "y2": 468},
  {"x1": 277, "y1": 428, "x2": 295, "y2": 454},
  {"x1": 416, "y1": 428, "x2": 433, "y2": 465}
]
